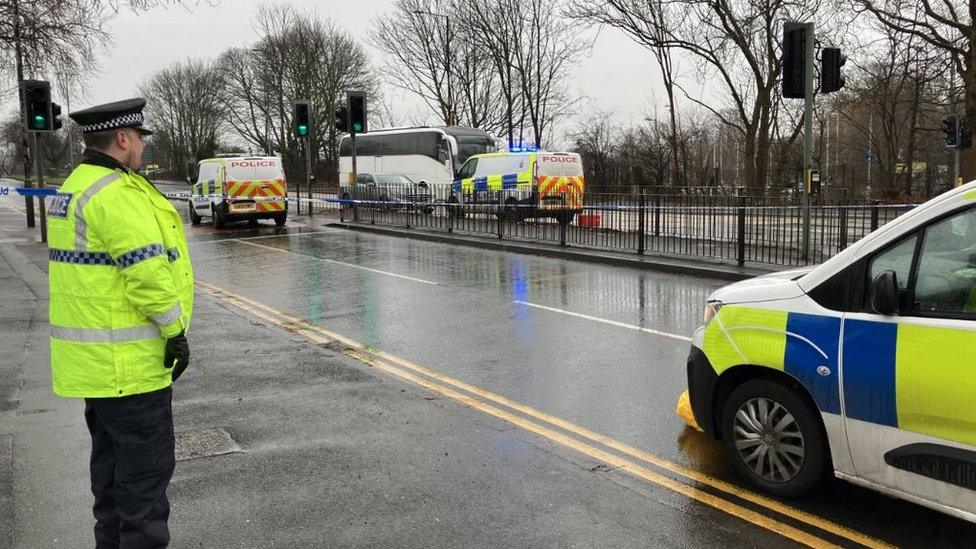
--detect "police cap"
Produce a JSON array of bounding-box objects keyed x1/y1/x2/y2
[{"x1": 69, "y1": 98, "x2": 153, "y2": 136}]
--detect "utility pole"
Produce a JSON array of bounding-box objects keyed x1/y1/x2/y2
[{"x1": 801, "y1": 22, "x2": 814, "y2": 262}]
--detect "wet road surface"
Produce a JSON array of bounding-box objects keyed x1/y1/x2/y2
[{"x1": 183, "y1": 211, "x2": 976, "y2": 546}]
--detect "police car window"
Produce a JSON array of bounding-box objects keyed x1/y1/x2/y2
[
  {"x1": 869, "y1": 234, "x2": 918, "y2": 292},
  {"x1": 197, "y1": 163, "x2": 217, "y2": 183},
  {"x1": 458, "y1": 158, "x2": 477, "y2": 179},
  {"x1": 475, "y1": 155, "x2": 528, "y2": 176},
  {"x1": 912, "y1": 208, "x2": 976, "y2": 316}
]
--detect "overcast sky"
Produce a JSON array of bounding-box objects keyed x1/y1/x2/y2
[{"x1": 42, "y1": 1, "x2": 703, "y2": 145}]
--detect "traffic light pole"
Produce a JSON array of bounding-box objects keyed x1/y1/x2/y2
[
  {"x1": 351, "y1": 131, "x2": 358, "y2": 222},
  {"x1": 801, "y1": 22, "x2": 814, "y2": 262},
  {"x1": 32, "y1": 132, "x2": 47, "y2": 243},
  {"x1": 304, "y1": 137, "x2": 312, "y2": 216}
]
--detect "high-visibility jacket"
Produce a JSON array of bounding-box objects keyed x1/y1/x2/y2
[{"x1": 47, "y1": 163, "x2": 194, "y2": 398}]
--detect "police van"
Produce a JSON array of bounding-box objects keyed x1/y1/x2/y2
[
  {"x1": 451, "y1": 151, "x2": 584, "y2": 224},
  {"x1": 681, "y1": 182, "x2": 976, "y2": 521},
  {"x1": 189, "y1": 155, "x2": 287, "y2": 228}
]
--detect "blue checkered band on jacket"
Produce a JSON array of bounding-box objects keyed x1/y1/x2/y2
[
  {"x1": 49, "y1": 249, "x2": 115, "y2": 266},
  {"x1": 167, "y1": 247, "x2": 180, "y2": 262},
  {"x1": 80, "y1": 112, "x2": 144, "y2": 133},
  {"x1": 116, "y1": 243, "x2": 165, "y2": 269}
]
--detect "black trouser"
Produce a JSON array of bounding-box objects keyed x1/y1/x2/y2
[{"x1": 84, "y1": 386, "x2": 175, "y2": 549}]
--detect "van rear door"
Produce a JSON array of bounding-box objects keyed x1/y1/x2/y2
[
  {"x1": 537, "y1": 153, "x2": 584, "y2": 210},
  {"x1": 224, "y1": 157, "x2": 287, "y2": 214}
]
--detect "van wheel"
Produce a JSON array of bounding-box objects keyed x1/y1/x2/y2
[
  {"x1": 274, "y1": 214, "x2": 287, "y2": 227},
  {"x1": 500, "y1": 197, "x2": 520, "y2": 222},
  {"x1": 213, "y1": 204, "x2": 227, "y2": 229},
  {"x1": 188, "y1": 203, "x2": 202, "y2": 226},
  {"x1": 719, "y1": 378, "x2": 827, "y2": 498},
  {"x1": 447, "y1": 196, "x2": 465, "y2": 219}
]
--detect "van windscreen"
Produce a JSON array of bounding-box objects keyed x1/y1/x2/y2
[{"x1": 225, "y1": 159, "x2": 283, "y2": 181}]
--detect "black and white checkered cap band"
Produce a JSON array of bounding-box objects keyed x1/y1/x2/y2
[{"x1": 80, "y1": 112, "x2": 144, "y2": 133}]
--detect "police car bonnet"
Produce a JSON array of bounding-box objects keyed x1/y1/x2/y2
[{"x1": 69, "y1": 98, "x2": 154, "y2": 136}]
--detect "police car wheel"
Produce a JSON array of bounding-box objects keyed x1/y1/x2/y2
[
  {"x1": 720, "y1": 379, "x2": 826, "y2": 498},
  {"x1": 188, "y1": 203, "x2": 201, "y2": 226},
  {"x1": 213, "y1": 205, "x2": 227, "y2": 229}
]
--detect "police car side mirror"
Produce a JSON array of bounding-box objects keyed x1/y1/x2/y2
[
  {"x1": 185, "y1": 176, "x2": 192, "y2": 185},
  {"x1": 871, "y1": 270, "x2": 899, "y2": 316}
]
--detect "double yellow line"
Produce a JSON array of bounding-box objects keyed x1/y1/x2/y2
[{"x1": 197, "y1": 279, "x2": 891, "y2": 549}]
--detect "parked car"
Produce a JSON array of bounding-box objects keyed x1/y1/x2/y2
[{"x1": 343, "y1": 173, "x2": 433, "y2": 212}]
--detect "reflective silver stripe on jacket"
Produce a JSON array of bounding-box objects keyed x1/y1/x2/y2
[
  {"x1": 51, "y1": 325, "x2": 160, "y2": 343},
  {"x1": 167, "y1": 247, "x2": 180, "y2": 262},
  {"x1": 150, "y1": 303, "x2": 182, "y2": 326},
  {"x1": 74, "y1": 172, "x2": 123, "y2": 250}
]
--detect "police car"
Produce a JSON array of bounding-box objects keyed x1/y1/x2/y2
[{"x1": 682, "y1": 182, "x2": 976, "y2": 522}]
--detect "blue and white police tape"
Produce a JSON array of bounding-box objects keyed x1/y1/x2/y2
[{"x1": 0, "y1": 186, "x2": 59, "y2": 197}]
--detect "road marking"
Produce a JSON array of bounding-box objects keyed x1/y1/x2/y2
[
  {"x1": 514, "y1": 300, "x2": 693, "y2": 342},
  {"x1": 197, "y1": 279, "x2": 891, "y2": 549},
  {"x1": 199, "y1": 237, "x2": 439, "y2": 285}
]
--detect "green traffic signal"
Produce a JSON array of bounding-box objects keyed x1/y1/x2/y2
[
  {"x1": 352, "y1": 122, "x2": 362, "y2": 132},
  {"x1": 33, "y1": 114, "x2": 46, "y2": 129},
  {"x1": 297, "y1": 124, "x2": 308, "y2": 136}
]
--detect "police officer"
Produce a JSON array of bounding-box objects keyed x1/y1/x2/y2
[{"x1": 47, "y1": 98, "x2": 194, "y2": 548}]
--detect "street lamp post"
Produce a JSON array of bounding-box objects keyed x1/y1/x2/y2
[{"x1": 414, "y1": 10, "x2": 453, "y2": 126}]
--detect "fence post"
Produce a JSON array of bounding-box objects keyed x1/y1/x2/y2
[
  {"x1": 736, "y1": 196, "x2": 746, "y2": 266},
  {"x1": 448, "y1": 201, "x2": 454, "y2": 234},
  {"x1": 497, "y1": 192, "x2": 504, "y2": 239},
  {"x1": 653, "y1": 192, "x2": 661, "y2": 236},
  {"x1": 560, "y1": 213, "x2": 567, "y2": 246},
  {"x1": 839, "y1": 206, "x2": 848, "y2": 250},
  {"x1": 870, "y1": 199, "x2": 880, "y2": 232},
  {"x1": 339, "y1": 187, "x2": 344, "y2": 223},
  {"x1": 637, "y1": 188, "x2": 646, "y2": 255},
  {"x1": 369, "y1": 187, "x2": 375, "y2": 225}
]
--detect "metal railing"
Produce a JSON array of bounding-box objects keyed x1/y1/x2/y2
[{"x1": 289, "y1": 185, "x2": 918, "y2": 268}]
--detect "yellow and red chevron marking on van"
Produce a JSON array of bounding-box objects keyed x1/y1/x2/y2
[
  {"x1": 537, "y1": 175, "x2": 584, "y2": 209},
  {"x1": 225, "y1": 179, "x2": 287, "y2": 212}
]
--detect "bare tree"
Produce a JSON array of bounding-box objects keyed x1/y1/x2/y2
[
  {"x1": 139, "y1": 59, "x2": 225, "y2": 179},
  {"x1": 372, "y1": 0, "x2": 505, "y2": 133},
  {"x1": 852, "y1": 0, "x2": 976, "y2": 180},
  {"x1": 509, "y1": 0, "x2": 592, "y2": 148},
  {"x1": 220, "y1": 5, "x2": 378, "y2": 183},
  {"x1": 570, "y1": 0, "x2": 830, "y2": 194}
]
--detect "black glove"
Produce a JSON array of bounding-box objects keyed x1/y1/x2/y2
[{"x1": 164, "y1": 331, "x2": 190, "y2": 381}]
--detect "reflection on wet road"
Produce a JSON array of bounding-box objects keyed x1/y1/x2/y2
[{"x1": 187, "y1": 221, "x2": 976, "y2": 547}]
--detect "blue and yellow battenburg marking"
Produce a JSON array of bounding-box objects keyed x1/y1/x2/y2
[
  {"x1": 703, "y1": 306, "x2": 976, "y2": 446},
  {"x1": 452, "y1": 172, "x2": 522, "y2": 193}
]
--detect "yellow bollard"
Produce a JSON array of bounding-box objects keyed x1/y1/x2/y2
[{"x1": 676, "y1": 390, "x2": 702, "y2": 432}]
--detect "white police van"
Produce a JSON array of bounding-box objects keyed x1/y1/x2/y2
[{"x1": 682, "y1": 182, "x2": 976, "y2": 522}]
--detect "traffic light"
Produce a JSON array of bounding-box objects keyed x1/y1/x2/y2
[
  {"x1": 293, "y1": 101, "x2": 310, "y2": 138},
  {"x1": 782, "y1": 23, "x2": 807, "y2": 99},
  {"x1": 21, "y1": 80, "x2": 53, "y2": 131},
  {"x1": 961, "y1": 117, "x2": 973, "y2": 150},
  {"x1": 51, "y1": 102, "x2": 63, "y2": 131},
  {"x1": 334, "y1": 105, "x2": 348, "y2": 132},
  {"x1": 821, "y1": 48, "x2": 846, "y2": 93},
  {"x1": 347, "y1": 91, "x2": 367, "y2": 134},
  {"x1": 944, "y1": 115, "x2": 959, "y2": 148}
]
